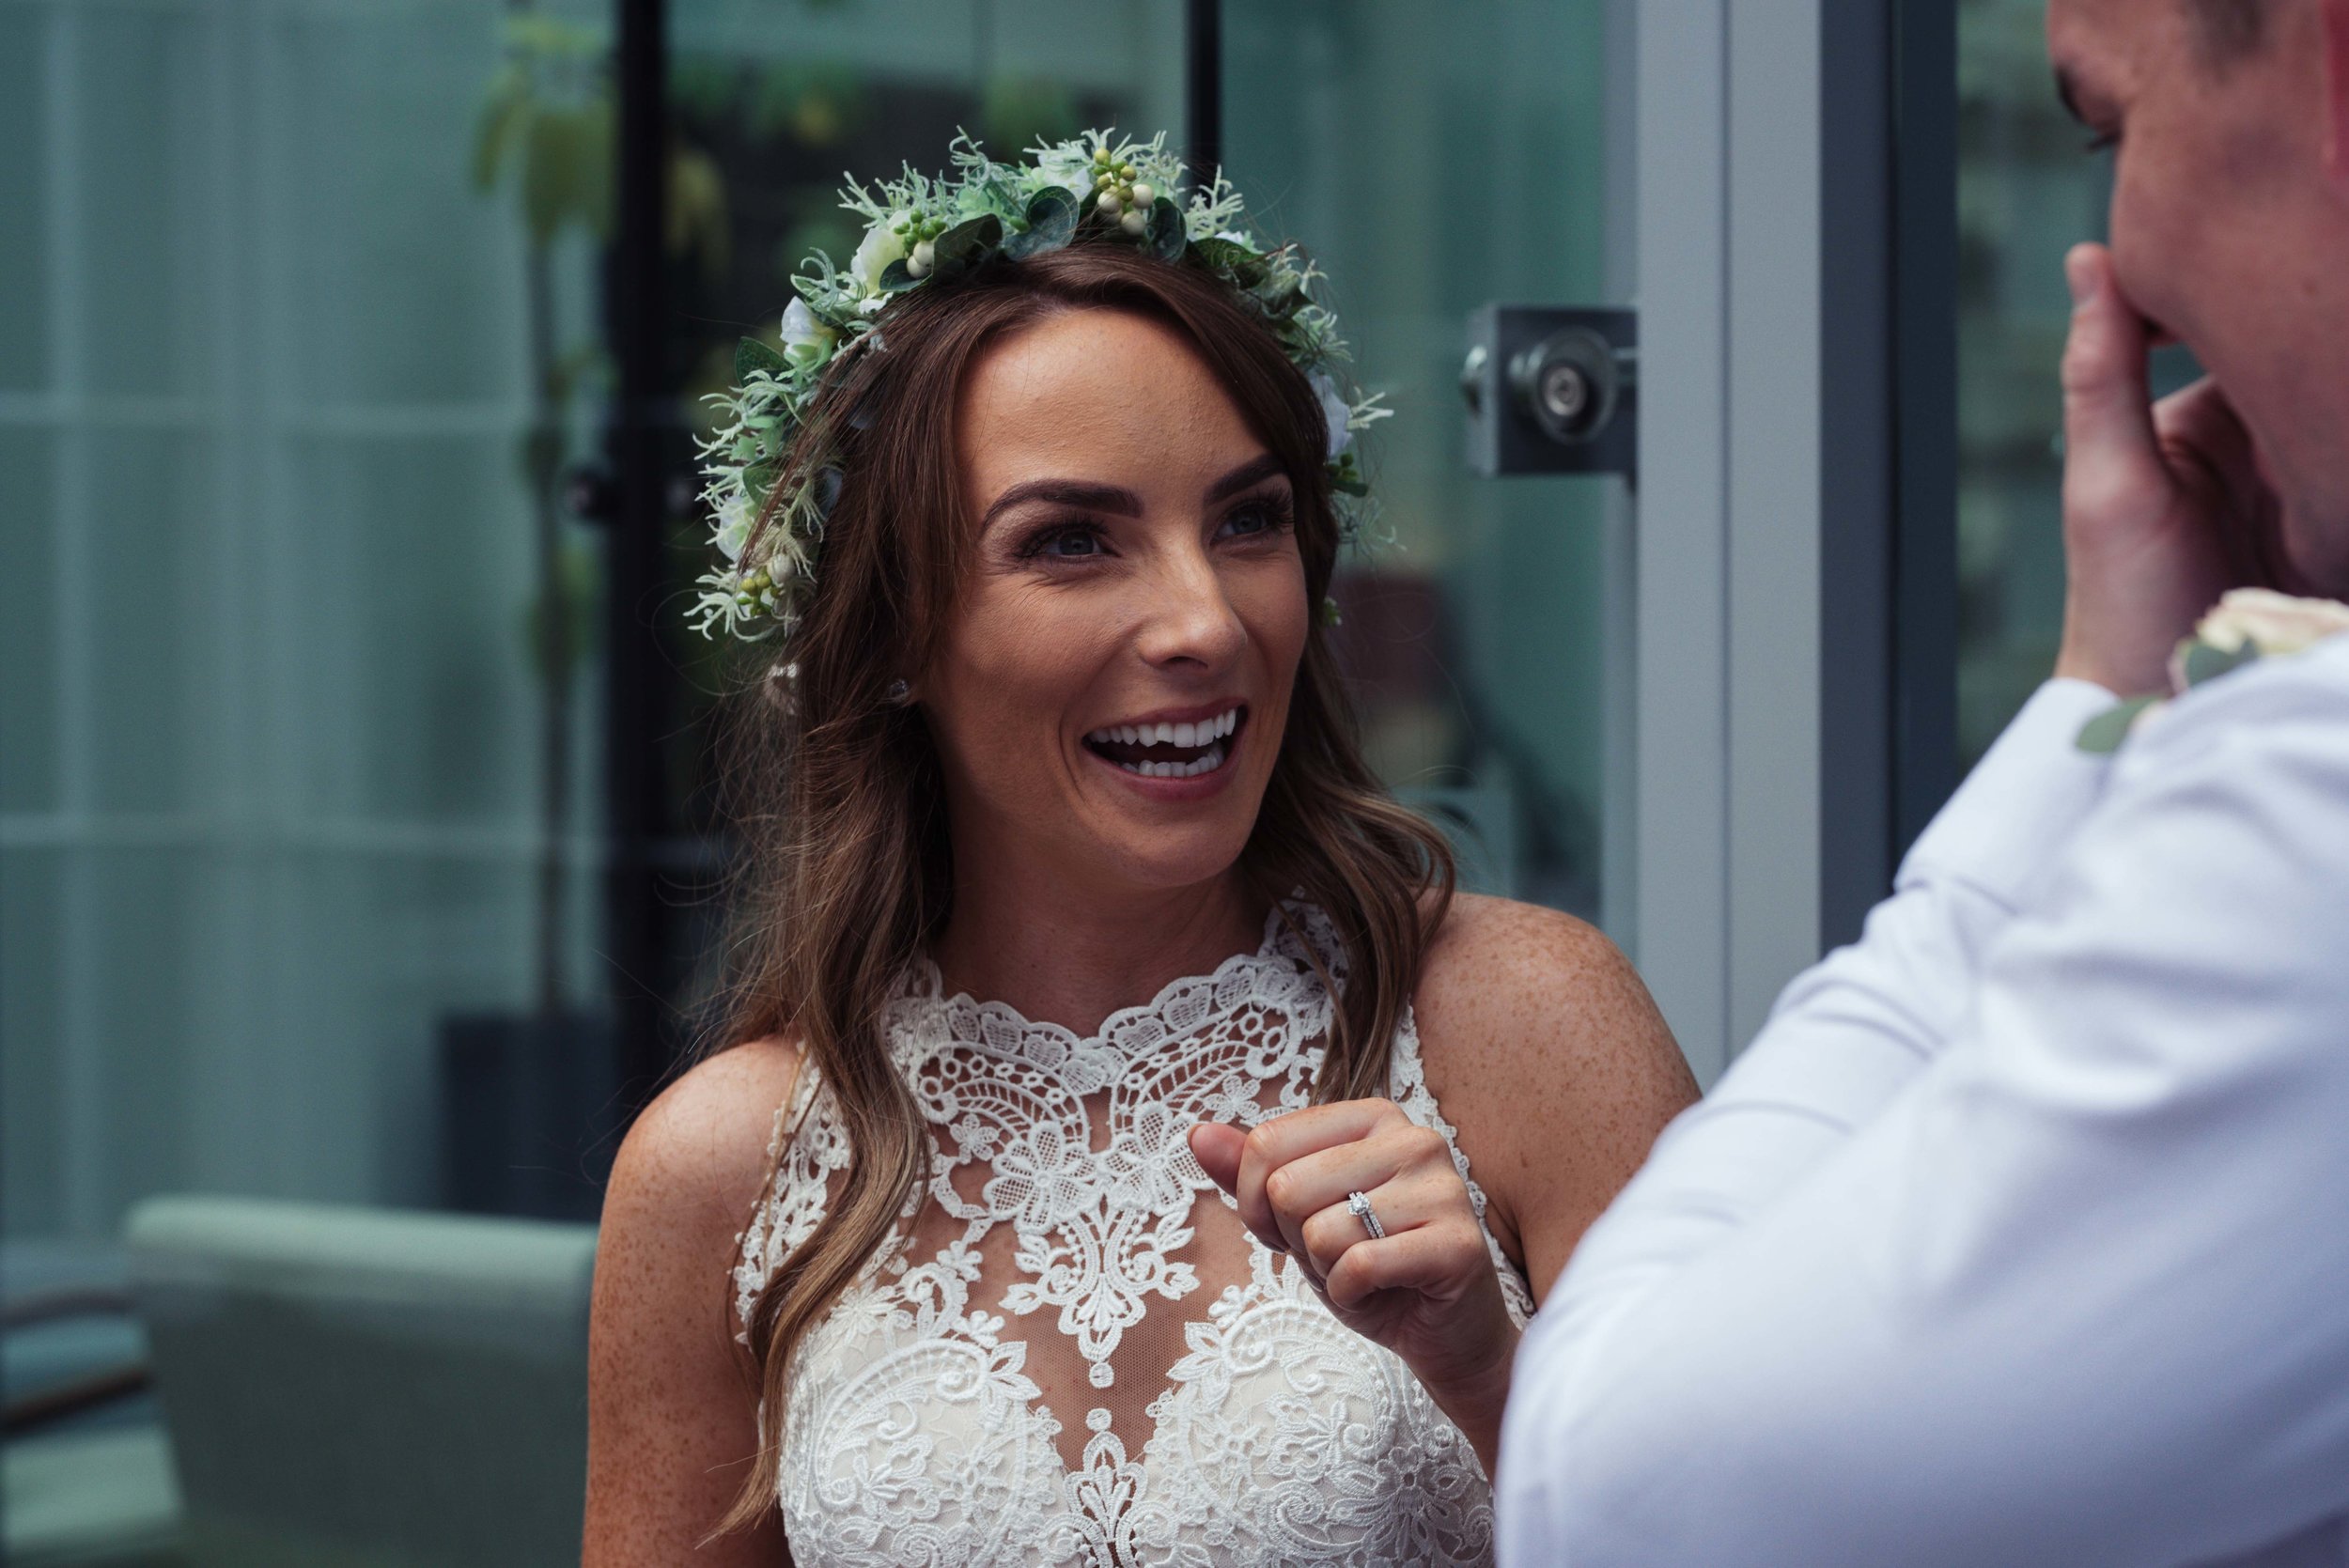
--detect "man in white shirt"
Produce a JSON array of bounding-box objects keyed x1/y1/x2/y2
[{"x1": 1496, "y1": 2, "x2": 2349, "y2": 1564}]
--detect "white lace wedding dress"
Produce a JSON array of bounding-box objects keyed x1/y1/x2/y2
[{"x1": 733, "y1": 904, "x2": 1536, "y2": 1567}]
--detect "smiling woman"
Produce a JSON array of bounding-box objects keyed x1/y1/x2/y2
[
  {"x1": 581, "y1": 138, "x2": 1694, "y2": 1568},
  {"x1": 931, "y1": 307, "x2": 1310, "y2": 880}
]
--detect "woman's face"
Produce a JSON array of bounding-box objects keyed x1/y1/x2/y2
[{"x1": 923, "y1": 306, "x2": 1309, "y2": 898}]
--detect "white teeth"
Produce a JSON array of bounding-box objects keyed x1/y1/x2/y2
[
  {"x1": 1088, "y1": 710, "x2": 1240, "y2": 752},
  {"x1": 1117, "y1": 743, "x2": 1226, "y2": 780}
]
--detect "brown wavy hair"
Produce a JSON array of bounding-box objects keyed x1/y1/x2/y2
[{"x1": 709, "y1": 242, "x2": 1454, "y2": 1530}]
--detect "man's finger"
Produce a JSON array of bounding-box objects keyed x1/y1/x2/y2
[
  {"x1": 2155, "y1": 378, "x2": 2269, "y2": 528},
  {"x1": 2061, "y1": 242, "x2": 2163, "y2": 503}
]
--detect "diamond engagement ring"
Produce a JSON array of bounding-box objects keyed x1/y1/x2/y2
[{"x1": 1346, "y1": 1189, "x2": 1386, "y2": 1241}]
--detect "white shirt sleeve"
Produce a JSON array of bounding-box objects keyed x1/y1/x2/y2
[{"x1": 1496, "y1": 648, "x2": 2349, "y2": 1568}]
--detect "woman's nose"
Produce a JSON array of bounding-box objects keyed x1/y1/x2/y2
[{"x1": 1136, "y1": 548, "x2": 1248, "y2": 670}]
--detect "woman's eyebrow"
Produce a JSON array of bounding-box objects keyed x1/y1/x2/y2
[
  {"x1": 980, "y1": 479, "x2": 1143, "y2": 529},
  {"x1": 1205, "y1": 454, "x2": 1287, "y2": 504}
]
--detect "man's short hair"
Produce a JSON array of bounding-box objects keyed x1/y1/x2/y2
[{"x1": 2187, "y1": 0, "x2": 2270, "y2": 65}]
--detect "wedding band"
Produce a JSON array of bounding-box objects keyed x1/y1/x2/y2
[{"x1": 1346, "y1": 1189, "x2": 1386, "y2": 1241}]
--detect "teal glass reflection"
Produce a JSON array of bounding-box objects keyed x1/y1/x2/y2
[
  {"x1": 3, "y1": 0, "x2": 614, "y2": 1557},
  {"x1": 1222, "y1": 0, "x2": 1622, "y2": 924}
]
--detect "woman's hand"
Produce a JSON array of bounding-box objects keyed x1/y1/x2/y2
[{"x1": 1189, "y1": 1100, "x2": 1517, "y2": 1473}]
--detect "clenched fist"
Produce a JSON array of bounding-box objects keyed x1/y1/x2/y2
[{"x1": 1190, "y1": 1099, "x2": 1518, "y2": 1473}]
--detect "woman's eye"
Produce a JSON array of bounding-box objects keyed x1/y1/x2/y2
[
  {"x1": 1029, "y1": 525, "x2": 1105, "y2": 559},
  {"x1": 1219, "y1": 499, "x2": 1290, "y2": 540}
]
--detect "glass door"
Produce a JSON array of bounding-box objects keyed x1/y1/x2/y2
[
  {"x1": 1221, "y1": 0, "x2": 1631, "y2": 930},
  {"x1": 3, "y1": 0, "x2": 620, "y2": 1554}
]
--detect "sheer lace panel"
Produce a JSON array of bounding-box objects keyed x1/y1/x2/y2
[{"x1": 732, "y1": 904, "x2": 1535, "y2": 1568}]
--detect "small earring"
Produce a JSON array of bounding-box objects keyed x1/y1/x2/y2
[{"x1": 885, "y1": 677, "x2": 911, "y2": 705}]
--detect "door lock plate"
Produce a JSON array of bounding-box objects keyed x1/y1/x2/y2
[{"x1": 1461, "y1": 305, "x2": 1638, "y2": 478}]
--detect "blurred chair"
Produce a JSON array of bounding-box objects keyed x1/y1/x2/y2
[
  {"x1": 3, "y1": 1248, "x2": 185, "y2": 1568},
  {"x1": 126, "y1": 1196, "x2": 598, "y2": 1568}
]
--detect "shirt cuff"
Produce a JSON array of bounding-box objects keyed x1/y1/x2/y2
[{"x1": 1899, "y1": 678, "x2": 2116, "y2": 910}]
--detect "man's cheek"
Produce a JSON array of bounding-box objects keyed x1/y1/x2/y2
[{"x1": 2106, "y1": 185, "x2": 2191, "y2": 343}]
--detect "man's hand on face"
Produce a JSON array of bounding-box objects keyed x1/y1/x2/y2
[{"x1": 2054, "y1": 241, "x2": 2297, "y2": 696}]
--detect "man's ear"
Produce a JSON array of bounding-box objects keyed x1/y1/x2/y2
[{"x1": 2326, "y1": 0, "x2": 2349, "y2": 194}]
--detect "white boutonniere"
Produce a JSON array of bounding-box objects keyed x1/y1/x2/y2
[{"x1": 2077, "y1": 588, "x2": 2349, "y2": 753}]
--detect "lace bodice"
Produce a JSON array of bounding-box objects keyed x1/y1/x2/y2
[{"x1": 733, "y1": 904, "x2": 1536, "y2": 1567}]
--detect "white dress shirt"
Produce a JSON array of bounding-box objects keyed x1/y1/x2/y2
[{"x1": 1497, "y1": 635, "x2": 2349, "y2": 1568}]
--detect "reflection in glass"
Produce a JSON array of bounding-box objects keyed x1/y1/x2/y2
[
  {"x1": 1222, "y1": 0, "x2": 1620, "y2": 924},
  {"x1": 3, "y1": 0, "x2": 614, "y2": 1553}
]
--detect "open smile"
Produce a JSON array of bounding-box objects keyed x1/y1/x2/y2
[{"x1": 1082, "y1": 705, "x2": 1247, "y2": 781}]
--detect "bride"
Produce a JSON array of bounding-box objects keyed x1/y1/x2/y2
[{"x1": 583, "y1": 132, "x2": 1695, "y2": 1566}]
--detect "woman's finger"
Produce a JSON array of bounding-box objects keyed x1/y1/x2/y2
[
  {"x1": 1295, "y1": 1164, "x2": 1463, "y2": 1282},
  {"x1": 1323, "y1": 1220, "x2": 1486, "y2": 1313},
  {"x1": 1266, "y1": 1123, "x2": 1449, "y2": 1258},
  {"x1": 1231, "y1": 1099, "x2": 1398, "y2": 1252}
]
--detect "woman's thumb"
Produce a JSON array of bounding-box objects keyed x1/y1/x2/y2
[{"x1": 1189, "y1": 1122, "x2": 1245, "y2": 1195}]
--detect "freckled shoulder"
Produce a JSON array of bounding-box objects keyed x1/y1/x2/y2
[
  {"x1": 584, "y1": 1035, "x2": 803, "y2": 1564},
  {"x1": 610, "y1": 1036, "x2": 806, "y2": 1268},
  {"x1": 1407, "y1": 893, "x2": 1697, "y2": 1305}
]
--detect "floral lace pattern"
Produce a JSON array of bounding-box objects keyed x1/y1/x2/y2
[{"x1": 733, "y1": 904, "x2": 1535, "y2": 1567}]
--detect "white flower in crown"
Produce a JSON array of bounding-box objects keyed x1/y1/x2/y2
[
  {"x1": 848, "y1": 215, "x2": 906, "y2": 303},
  {"x1": 780, "y1": 298, "x2": 835, "y2": 365},
  {"x1": 711, "y1": 491, "x2": 754, "y2": 563},
  {"x1": 1310, "y1": 370, "x2": 1354, "y2": 461},
  {"x1": 2077, "y1": 587, "x2": 2349, "y2": 753}
]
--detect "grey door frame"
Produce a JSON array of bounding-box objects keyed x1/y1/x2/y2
[{"x1": 1628, "y1": 0, "x2": 1954, "y2": 1083}]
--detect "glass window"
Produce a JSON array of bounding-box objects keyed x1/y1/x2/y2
[
  {"x1": 1221, "y1": 0, "x2": 1625, "y2": 926},
  {"x1": 3, "y1": 0, "x2": 1186, "y2": 1557},
  {"x1": 2, "y1": 1, "x2": 618, "y2": 1230}
]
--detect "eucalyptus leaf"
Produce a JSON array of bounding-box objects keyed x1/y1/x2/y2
[
  {"x1": 973, "y1": 176, "x2": 1025, "y2": 221},
  {"x1": 735, "y1": 337, "x2": 789, "y2": 380},
  {"x1": 2181, "y1": 640, "x2": 2260, "y2": 688},
  {"x1": 1253, "y1": 276, "x2": 1308, "y2": 320},
  {"x1": 1145, "y1": 196, "x2": 1185, "y2": 262},
  {"x1": 742, "y1": 459, "x2": 780, "y2": 499},
  {"x1": 1189, "y1": 237, "x2": 1266, "y2": 285},
  {"x1": 2076, "y1": 693, "x2": 2161, "y2": 754},
  {"x1": 931, "y1": 213, "x2": 1004, "y2": 279},
  {"x1": 879, "y1": 258, "x2": 919, "y2": 292},
  {"x1": 1003, "y1": 186, "x2": 1078, "y2": 259}
]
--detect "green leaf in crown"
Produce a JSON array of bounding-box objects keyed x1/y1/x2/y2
[{"x1": 687, "y1": 128, "x2": 1391, "y2": 645}]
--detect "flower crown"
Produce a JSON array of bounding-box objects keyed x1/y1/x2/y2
[{"x1": 691, "y1": 130, "x2": 1388, "y2": 644}]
